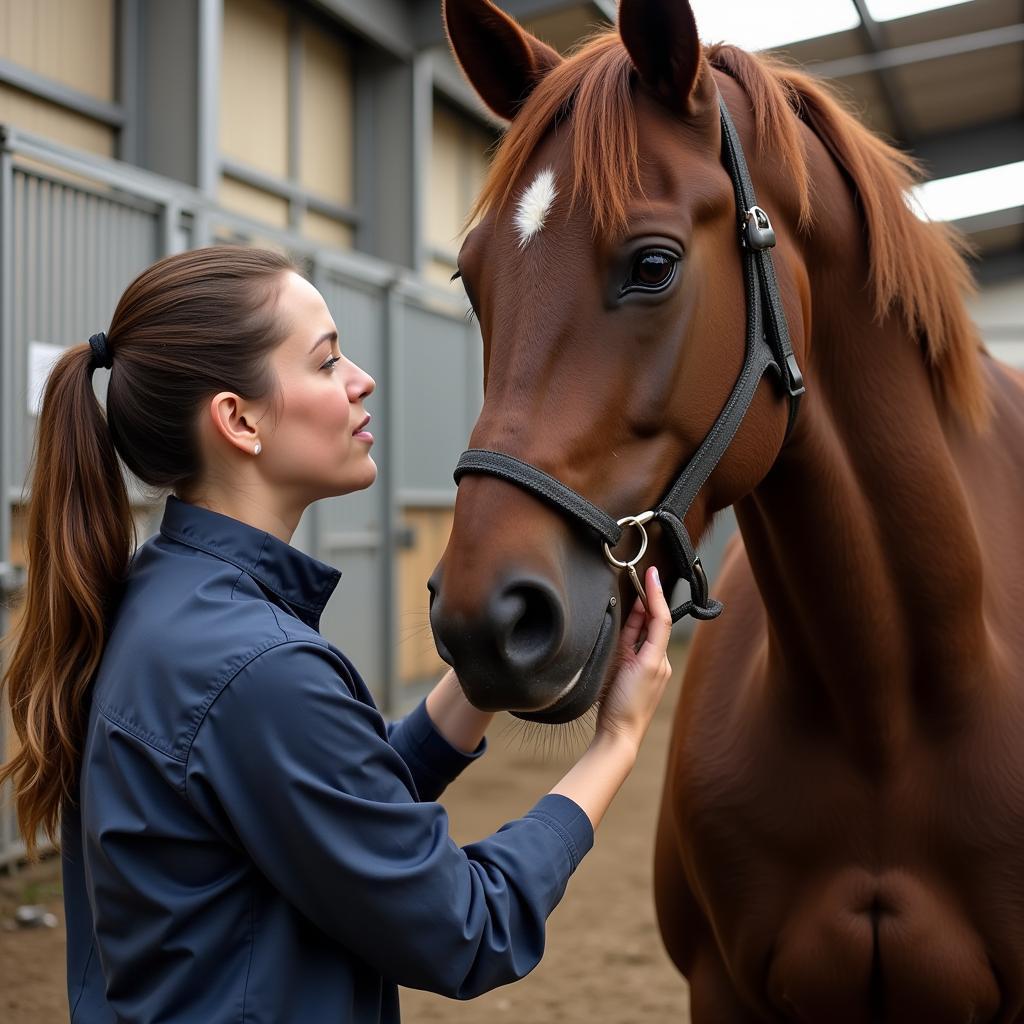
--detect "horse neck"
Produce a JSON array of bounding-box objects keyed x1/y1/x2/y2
[{"x1": 735, "y1": 167, "x2": 990, "y2": 761}]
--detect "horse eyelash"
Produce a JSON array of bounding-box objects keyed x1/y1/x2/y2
[{"x1": 449, "y1": 270, "x2": 477, "y2": 322}]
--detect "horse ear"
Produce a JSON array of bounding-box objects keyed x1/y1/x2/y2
[
  {"x1": 443, "y1": 0, "x2": 563, "y2": 121},
  {"x1": 618, "y1": 0, "x2": 704, "y2": 115}
]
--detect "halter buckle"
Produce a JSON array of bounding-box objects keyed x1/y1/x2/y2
[
  {"x1": 784, "y1": 352, "x2": 806, "y2": 397},
  {"x1": 743, "y1": 206, "x2": 776, "y2": 250},
  {"x1": 691, "y1": 556, "x2": 710, "y2": 608}
]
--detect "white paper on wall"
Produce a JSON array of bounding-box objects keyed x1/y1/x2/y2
[{"x1": 28, "y1": 341, "x2": 66, "y2": 417}]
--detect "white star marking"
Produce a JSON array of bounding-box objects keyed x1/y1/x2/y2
[{"x1": 514, "y1": 167, "x2": 558, "y2": 248}]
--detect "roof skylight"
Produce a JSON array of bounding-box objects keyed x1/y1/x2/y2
[
  {"x1": 688, "y1": 0, "x2": 861, "y2": 52},
  {"x1": 910, "y1": 161, "x2": 1024, "y2": 222},
  {"x1": 863, "y1": 0, "x2": 976, "y2": 23}
]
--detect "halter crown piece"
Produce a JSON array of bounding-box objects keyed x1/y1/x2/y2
[
  {"x1": 452, "y1": 91, "x2": 806, "y2": 623},
  {"x1": 89, "y1": 331, "x2": 112, "y2": 370}
]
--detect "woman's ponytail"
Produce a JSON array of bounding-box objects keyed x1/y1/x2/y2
[{"x1": 0, "y1": 340, "x2": 134, "y2": 857}]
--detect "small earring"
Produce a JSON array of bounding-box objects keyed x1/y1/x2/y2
[{"x1": 254, "y1": 442, "x2": 262, "y2": 455}]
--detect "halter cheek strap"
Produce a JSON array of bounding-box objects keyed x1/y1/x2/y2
[{"x1": 452, "y1": 92, "x2": 805, "y2": 623}]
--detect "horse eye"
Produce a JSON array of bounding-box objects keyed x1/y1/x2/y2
[{"x1": 626, "y1": 249, "x2": 678, "y2": 292}]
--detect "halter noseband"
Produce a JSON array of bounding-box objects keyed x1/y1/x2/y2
[{"x1": 452, "y1": 92, "x2": 806, "y2": 623}]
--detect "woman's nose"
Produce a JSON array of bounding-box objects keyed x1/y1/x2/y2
[{"x1": 348, "y1": 368, "x2": 374, "y2": 400}]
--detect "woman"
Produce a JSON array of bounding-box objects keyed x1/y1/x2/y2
[{"x1": 0, "y1": 246, "x2": 673, "y2": 1023}]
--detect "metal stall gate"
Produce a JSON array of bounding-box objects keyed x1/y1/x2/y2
[{"x1": 0, "y1": 125, "x2": 478, "y2": 868}]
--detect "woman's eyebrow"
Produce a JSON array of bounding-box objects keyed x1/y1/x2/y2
[{"x1": 308, "y1": 330, "x2": 338, "y2": 354}]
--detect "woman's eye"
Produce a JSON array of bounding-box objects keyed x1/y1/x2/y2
[
  {"x1": 625, "y1": 249, "x2": 679, "y2": 293},
  {"x1": 321, "y1": 355, "x2": 341, "y2": 371}
]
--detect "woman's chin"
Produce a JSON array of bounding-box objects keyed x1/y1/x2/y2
[{"x1": 339, "y1": 460, "x2": 377, "y2": 494}]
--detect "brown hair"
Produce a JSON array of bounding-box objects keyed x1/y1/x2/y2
[
  {"x1": 469, "y1": 31, "x2": 987, "y2": 429},
  {"x1": 0, "y1": 244, "x2": 297, "y2": 857}
]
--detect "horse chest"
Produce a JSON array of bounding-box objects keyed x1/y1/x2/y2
[{"x1": 662, "y1": 653, "x2": 1024, "y2": 1022}]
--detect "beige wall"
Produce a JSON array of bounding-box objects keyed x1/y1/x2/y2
[
  {"x1": 302, "y1": 209, "x2": 354, "y2": 249},
  {"x1": 397, "y1": 507, "x2": 453, "y2": 685},
  {"x1": 426, "y1": 99, "x2": 495, "y2": 282},
  {"x1": 0, "y1": 0, "x2": 116, "y2": 157},
  {"x1": 299, "y1": 23, "x2": 354, "y2": 208},
  {"x1": 220, "y1": 0, "x2": 354, "y2": 246},
  {"x1": 221, "y1": 0, "x2": 290, "y2": 179},
  {"x1": 219, "y1": 174, "x2": 290, "y2": 229},
  {"x1": 0, "y1": 0, "x2": 115, "y2": 100}
]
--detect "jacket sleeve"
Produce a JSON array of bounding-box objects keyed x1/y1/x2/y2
[
  {"x1": 385, "y1": 697, "x2": 487, "y2": 802},
  {"x1": 185, "y1": 639, "x2": 594, "y2": 999}
]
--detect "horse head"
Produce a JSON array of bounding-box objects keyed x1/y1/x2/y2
[{"x1": 428, "y1": 0, "x2": 807, "y2": 722}]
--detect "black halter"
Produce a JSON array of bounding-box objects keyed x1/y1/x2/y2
[{"x1": 452, "y1": 92, "x2": 806, "y2": 622}]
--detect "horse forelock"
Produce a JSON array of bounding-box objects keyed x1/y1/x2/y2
[
  {"x1": 466, "y1": 30, "x2": 988, "y2": 430},
  {"x1": 468, "y1": 31, "x2": 642, "y2": 241}
]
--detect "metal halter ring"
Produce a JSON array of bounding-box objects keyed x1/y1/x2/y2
[
  {"x1": 602, "y1": 511, "x2": 654, "y2": 569},
  {"x1": 602, "y1": 511, "x2": 656, "y2": 613}
]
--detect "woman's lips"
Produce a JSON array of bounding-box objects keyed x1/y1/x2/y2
[{"x1": 353, "y1": 413, "x2": 372, "y2": 440}]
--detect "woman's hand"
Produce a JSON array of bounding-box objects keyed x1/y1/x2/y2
[
  {"x1": 594, "y1": 565, "x2": 674, "y2": 753},
  {"x1": 548, "y1": 565, "x2": 674, "y2": 831},
  {"x1": 424, "y1": 667, "x2": 495, "y2": 754}
]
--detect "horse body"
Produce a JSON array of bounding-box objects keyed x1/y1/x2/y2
[
  {"x1": 656, "y1": 415, "x2": 1024, "y2": 1021},
  {"x1": 436, "y1": 0, "x2": 1024, "y2": 1018},
  {"x1": 654, "y1": 85, "x2": 1024, "y2": 1017}
]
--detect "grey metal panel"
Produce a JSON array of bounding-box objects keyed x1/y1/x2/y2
[
  {"x1": 137, "y1": 0, "x2": 201, "y2": 186},
  {"x1": 318, "y1": 545, "x2": 387, "y2": 700},
  {"x1": 197, "y1": 0, "x2": 222, "y2": 196},
  {"x1": 315, "y1": 272, "x2": 388, "y2": 536},
  {"x1": 410, "y1": 52, "x2": 432, "y2": 275},
  {"x1": 353, "y1": 52, "x2": 416, "y2": 268},
  {"x1": 396, "y1": 299, "x2": 477, "y2": 496},
  {"x1": 311, "y1": 0, "x2": 416, "y2": 58},
  {"x1": 308, "y1": 267, "x2": 392, "y2": 707},
  {"x1": 10, "y1": 167, "x2": 161, "y2": 494},
  {"x1": 118, "y1": 0, "x2": 142, "y2": 166}
]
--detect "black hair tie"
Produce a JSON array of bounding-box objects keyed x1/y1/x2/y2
[{"x1": 89, "y1": 331, "x2": 112, "y2": 370}]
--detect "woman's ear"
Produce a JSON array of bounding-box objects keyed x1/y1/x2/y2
[
  {"x1": 443, "y1": 0, "x2": 563, "y2": 121},
  {"x1": 618, "y1": 0, "x2": 708, "y2": 117}
]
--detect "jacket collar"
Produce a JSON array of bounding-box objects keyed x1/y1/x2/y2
[{"x1": 159, "y1": 494, "x2": 341, "y2": 630}]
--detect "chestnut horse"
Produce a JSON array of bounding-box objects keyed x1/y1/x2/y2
[{"x1": 429, "y1": 0, "x2": 1024, "y2": 1019}]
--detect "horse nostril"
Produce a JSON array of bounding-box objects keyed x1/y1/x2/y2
[{"x1": 492, "y1": 580, "x2": 564, "y2": 672}]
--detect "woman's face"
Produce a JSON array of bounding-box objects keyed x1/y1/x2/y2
[{"x1": 263, "y1": 270, "x2": 377, "y2": 502}]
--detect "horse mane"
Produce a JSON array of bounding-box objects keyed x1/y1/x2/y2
[{"x1": 469, "y1": 31, "x2": 989, "y2": 429}]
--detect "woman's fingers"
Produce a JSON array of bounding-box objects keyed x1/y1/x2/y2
[
  {"x1": 617, "y1": 566, "x2": 672, "y2": 656},
  {"x1": 617, "y1": 593, "x2": 647, "y2": 650},
  {"x1": 637, "y1": 567, "x2": 672, "y2": 661}
]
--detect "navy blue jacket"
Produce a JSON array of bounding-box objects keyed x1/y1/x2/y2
[{"x1": 62, "y1": 494, "x2": 593, "y2": 1022}]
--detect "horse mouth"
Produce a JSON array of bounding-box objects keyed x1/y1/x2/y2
[{"x1": 511, "y1": 601, "x2": 617, "y2": 725}]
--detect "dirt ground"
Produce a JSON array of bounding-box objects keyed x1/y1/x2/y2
[{"x1": 1, "y1": 641, "x2": 692, "y2": 1023}]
